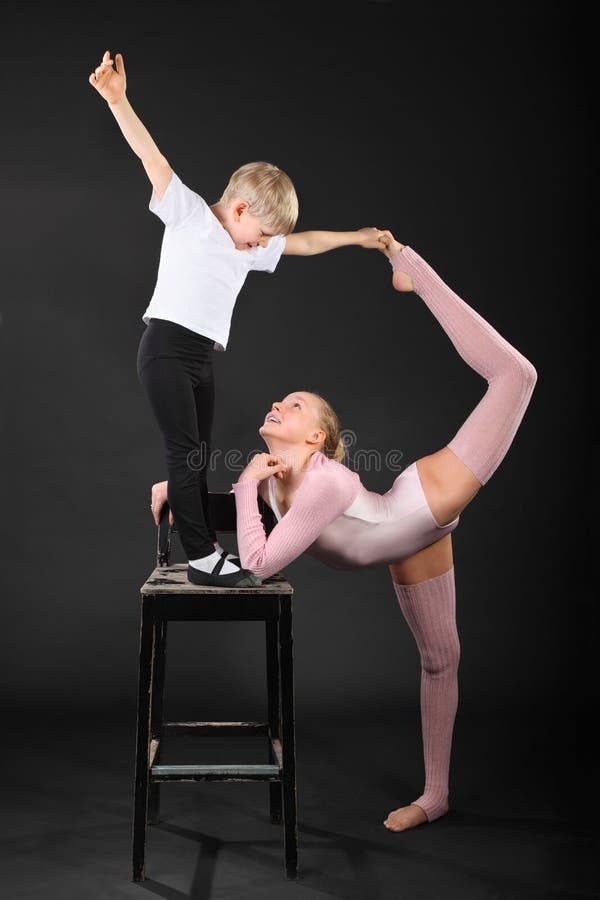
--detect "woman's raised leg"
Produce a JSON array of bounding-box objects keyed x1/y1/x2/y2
[
  {"x1": 379, "y1": 235, "x2": 537, "y2": 526},
  {"x1": 385, "y1": 535, "x2": 459, "y2": 832}
]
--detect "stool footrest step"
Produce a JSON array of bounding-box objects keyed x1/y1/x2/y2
[
  {"x1": 163, "y1": 721, "x2": 269, "y2": 736},
  {"x1": 270, "y1": 738, "x2": 283, "y2": 768},
  {"x1": 151, "y1": 763, "x2": 280, "y2": 782}
]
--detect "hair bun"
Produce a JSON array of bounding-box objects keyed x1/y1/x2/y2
[{"x1": 334, "y1": 438, "x2": 346, "y2": 463}]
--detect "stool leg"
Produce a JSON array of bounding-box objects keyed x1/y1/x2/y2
[
  {"x1": 279, "y1": 597, "x2": 299, "y2": 879},
  {"x1": 132, "y1": 599, "x2": 154, "y2": 882},
  {"x1": 266, "y1": 620, "x2": 282, "y2": 824},
  {"x1": 148, "y1": 618, "x2": 168, "y2": 825}
]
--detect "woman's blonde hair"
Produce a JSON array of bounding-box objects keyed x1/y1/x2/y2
[
  {"x1": 219, "y1": 161, "x2": 299, "y2": 235},
  {"x1": 311, "y1": 392, "x2": 346, "y2": 463}
]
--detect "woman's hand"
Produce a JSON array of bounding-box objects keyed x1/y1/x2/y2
[
  {"x1": 355, "y1": 226, "x2": 389, "y2": 249},
  {"x1": 150, "y1": 480, "x2": 173, "y2": 527},
  {"x1": 238, "y1": 453, "x2": 289, "y2": 484},
  {"x1": 89, "y1": 50, "x2": 126, "y2": 105}
]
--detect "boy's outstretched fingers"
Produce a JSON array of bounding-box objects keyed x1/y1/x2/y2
[
  {"x1": 90, "y1": 62, "x2": 111, "y2": 84},
  {"x1": 378, "y1": 230, "x2": 407, "y2": 263},
  {"x1": 356, "y1": 226, "x2": 390, "y2": 249},
  {"x1": 89, "y1": 50, "x2": 126, "y2": 102}
]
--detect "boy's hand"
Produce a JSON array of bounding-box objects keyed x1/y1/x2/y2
[
  {"x1": 355, "y1": 226, "x2": 388, "y2": 249},
  {"x1": 89, "y1": 50, "x2": 126, "y2": 105},
  {"x1": 377, "y1": 229, "x2": 406, "y2": 257}
]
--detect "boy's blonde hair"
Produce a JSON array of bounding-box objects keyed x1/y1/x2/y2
[{"x1": 220, "y1": 161, "x2": 299, "y2": 235}]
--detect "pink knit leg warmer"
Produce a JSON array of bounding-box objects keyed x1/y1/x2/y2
[
  {"x1": 389, "y1": 247, "x2": 538, "y2": 486},
  {"x1": 393, "y1": 567, "x2": 460, "y2": 822}
]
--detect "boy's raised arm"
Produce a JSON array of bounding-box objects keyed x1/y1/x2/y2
[{"x1": 89, "y1": 50, "x2": 172, "y2": 199}]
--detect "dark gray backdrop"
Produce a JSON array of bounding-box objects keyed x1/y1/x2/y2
[{"x1": 0, "y1": 0, "x2": 591, "y2": 814}]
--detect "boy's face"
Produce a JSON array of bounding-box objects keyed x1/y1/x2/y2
[{"x1": 228, "y1": 201, "x2": 278, "y2": 251}]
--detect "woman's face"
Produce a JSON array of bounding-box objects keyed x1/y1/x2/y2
[{"x1": 259, "y1": 391, "x2": 325, "y2": 448}]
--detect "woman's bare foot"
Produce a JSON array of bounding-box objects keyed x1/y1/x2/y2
[
  {"x1": 383, "y1": 803, "x2": 429, "y2": 832},
  {"x1": 392, "y1": 269, "x2": 415, "y2": 293},
  {"x1": 377, "y1": 230, "x2": 414, "y2": 292}
]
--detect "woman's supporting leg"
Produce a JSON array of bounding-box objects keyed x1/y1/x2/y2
[
  {"x1": 386, "y1": 243, "x2": 537, "y2": 524},
  {"x1": 385, "y1": 536, "x2": 459, "y2": 832}
]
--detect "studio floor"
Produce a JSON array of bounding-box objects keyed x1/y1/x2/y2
[{"x1": 0, "y1": 708, "x2": 594, "y2": 900}]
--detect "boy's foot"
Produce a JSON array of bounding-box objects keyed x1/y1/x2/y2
[
  {"x1": 188, "y1": 550, "x2": 262, "y2": 587},
  {"x1": 214, "y1": 541, "x2": 241, "y2": 567},
  {"x1": 187, "y1": 562, "x2": 261, "y2": 587},
  {"x1": 383, "y1": 803, "x2": 431, "y2": 832},
  {"x1": 187, "y1": 550, "x2": 261, "y2": 587}
]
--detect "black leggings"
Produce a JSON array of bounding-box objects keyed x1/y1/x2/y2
[{"x1": 137, "y1": 318, "x2": 217, "y2": 559}]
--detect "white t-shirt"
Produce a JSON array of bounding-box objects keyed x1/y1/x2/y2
[{"x1": 142, "y1": 171, "x2": 286, "y2": 351}]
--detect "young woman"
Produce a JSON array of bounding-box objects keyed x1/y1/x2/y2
[{"x1": 151, "y1": 232, "x2": 537, "y2": 831}]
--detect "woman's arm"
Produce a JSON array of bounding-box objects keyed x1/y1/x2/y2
[
  {"x1": 283, "y1": 227, "x2": 386, "y2": 256},
  {"x1": 232, "y1": 468, "x2": 361, "y2": 580},
  {"x1": 89, "y1": 50, "x2": 172, "y2": 199}
]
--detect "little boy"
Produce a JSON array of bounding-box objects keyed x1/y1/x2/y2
[{"x1": 90, "y1": 49, "x2": 386, "y2": 586}]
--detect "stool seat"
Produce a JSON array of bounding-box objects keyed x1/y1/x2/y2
[
  {"x1": 132, "y1": 550, "x2": 299, "y2": 882},
  {"x1": 141, "y1": 563, "x2": 292, "y2": 594}
]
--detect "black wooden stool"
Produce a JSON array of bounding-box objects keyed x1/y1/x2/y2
[{"x1": 131, "y1": 492, "x2": 298, "y2": 881}]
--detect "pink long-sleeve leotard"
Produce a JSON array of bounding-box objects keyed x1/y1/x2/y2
[{"x1": 231, "y1": 246, "x2": 537, "y2": 581}]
